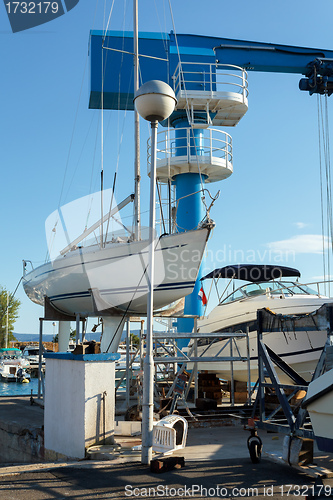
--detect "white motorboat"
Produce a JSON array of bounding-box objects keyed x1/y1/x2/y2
[
  {"x1": 0, "y1": 348, "x2": 30, "y2": 383},
  {"x1": 302, "y1": 368, "x2": 333, "y2": 452},
  {"x1": 197, "y1": 264, "x2": 333, "y2": 384},
  {"x1": 22, "y1": 344, "x2": 45, "y2": 367}
]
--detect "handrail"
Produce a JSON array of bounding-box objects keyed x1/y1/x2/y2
[
  {"x1": 172, "y1": 61, "x2": 248, "y2": 98},
  {"x1": 23, "y1": 260, "x2": 34, "y2": 276},
  {"x1": 147, "y1": 127, "x2": 232, "y2": 174},
  {"x1": 219, "y1": 279, "x2": 333, "y2": 305}
]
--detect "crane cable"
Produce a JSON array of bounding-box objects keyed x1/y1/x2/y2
[
  {"x1": 167, "y1": 0, "x2": 209, "y2": 218},
  {"x1": 317, "y1": 92, "x2": 332, "y2": 295}
]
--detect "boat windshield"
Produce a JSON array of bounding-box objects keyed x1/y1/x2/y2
[
  {"x1": 23, "y1": 349, "x2": 39, "y2": 356},
  {"x1": 0, "y1": 349, "x2": 22, "y2": 360},
  {"x1": 220, "y1": 281, "x2": 319, "y2": 305}
]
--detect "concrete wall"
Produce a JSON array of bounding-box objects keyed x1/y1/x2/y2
[
  {"x1": 0, "y1": 417, "x2": 44, "y2": 463},
  {"x1": 44, "y1": 353, "x2": 117, "y2": 459}
]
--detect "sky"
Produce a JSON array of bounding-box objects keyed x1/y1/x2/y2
[{"x1": 1, "y1": 0, "x2": 333, "y2": 334}]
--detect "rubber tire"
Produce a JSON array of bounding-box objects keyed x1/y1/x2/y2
[
  {"x1": 248, "y1": 438, "x2": 262, "y2": 464},
  {"x1": 124, "y1": 404, "x2": 141, "y2": 421}
]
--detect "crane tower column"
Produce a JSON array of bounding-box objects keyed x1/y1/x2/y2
[{"x1": 154, "y1": 62, "x2": 249, "y2": 342}]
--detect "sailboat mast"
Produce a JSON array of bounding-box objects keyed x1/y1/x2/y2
[
  {"x1": 133, "y1": 0, "x2": 141, "y2": 240},
  {"x1": 5, "y1": 292, "x2": 8, "y2": 349},
  {"x1": 100, "y1": 45, "x2": 104, "y2": 248}
]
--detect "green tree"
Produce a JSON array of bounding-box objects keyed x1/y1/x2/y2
[
  {"x1": 0, "y1": 287, "x2": 20, "y2": 348},
  {"x1": 130, "y1": 333, "x2": 140, "y2": 346}
]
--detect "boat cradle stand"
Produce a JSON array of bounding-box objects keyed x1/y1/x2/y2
[
  {"x1": 31, "y1": 297, "x2": 87, "y2": 404},
  {"x1": 247, "y1": 303, "x2": 333, "y2": 478},
  {"x1": 152, "y1": 314, "x2": 252, "y2": 411}
]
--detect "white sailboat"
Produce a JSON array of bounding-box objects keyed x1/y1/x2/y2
[
  {"x1": 22, "y1": 3, "x2": 214, "y2": 352},
  {"x1": 22, "y1": 220, "x2": 211, "y2": 317}
]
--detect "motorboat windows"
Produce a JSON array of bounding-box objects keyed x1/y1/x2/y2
[
  {"x1": 220, "y1": 287, "x2": 247, "y2": 304},
  {"x1": 220, "y1": 281, "x2": 319, "y2": 305},
  {"x1": 23, "y1": 348, "x2": 39, "y2": 357}
]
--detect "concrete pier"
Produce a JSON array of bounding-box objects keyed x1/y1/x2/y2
[{"x1": 0, "y1": 397, "x2": 44, "y2": 464}]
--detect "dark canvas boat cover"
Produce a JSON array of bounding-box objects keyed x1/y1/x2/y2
[{"x1": 201, "y1": 264, "x2": 301, "y2": 283}]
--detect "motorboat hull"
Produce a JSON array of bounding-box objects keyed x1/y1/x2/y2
[
  {"x1": 197, "y1": 295, "x2": 333, "y2": 384},
  {"x1": 23, "y1": 227, "x2": 210, "y2": 317},
  {"x1": 0, "y1": 362, "x2": 31, "y2": 383},
  {"x1": 0, "y1": 371, "x2": 30, "y2": 382}
]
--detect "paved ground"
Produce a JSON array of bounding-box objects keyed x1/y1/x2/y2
[
  {"x1": 1, "y1": 397, "x2": 333, "y2": 499},
  {"x1": 0, "y1": 396, "x2": 43, "y2": 429},
  {"x1": 0, "y1": 426, "x2": 333, "y2": 499},
  {"x1": 1, "y1": 456, "x2": 333, "y2": 500}
]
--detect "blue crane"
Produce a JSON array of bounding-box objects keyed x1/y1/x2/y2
[
  {"x1": 89, "y1": 31, "x2": 333, "y2": 110},
  {"x1": 89, "y1": 31, "x2": 333, "y2": 339}
]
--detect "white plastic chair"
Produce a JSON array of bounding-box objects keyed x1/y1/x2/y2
[{"x1": 153, "y1": 415, "x2": 188, "y2": 454}]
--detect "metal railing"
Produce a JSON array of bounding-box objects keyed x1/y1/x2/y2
[
  {"x1": 172, "y1": 61, "x2": 248, "y2": 100},
  {"x1": 217, "y1": 279, "x2": 333, "y2": 305},
  {"x1": 147, "y1": 127, "x2": 232, "y2": 175}
]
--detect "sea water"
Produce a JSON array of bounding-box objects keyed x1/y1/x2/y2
[{"x1": 0, "y1": 377, "x2": 39, "y2": 397}]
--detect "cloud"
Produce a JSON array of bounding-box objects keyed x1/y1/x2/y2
[
  {"x1": 294, "y1": 222, "x2": 309, "y2": 229},
  {"x1": 267, "y1": 234, "x2": 330, "y2": 254}
]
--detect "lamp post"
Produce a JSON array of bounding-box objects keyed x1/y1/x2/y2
[{"x1": 134, "y1": 80, "x2": 177, "y2": 464}]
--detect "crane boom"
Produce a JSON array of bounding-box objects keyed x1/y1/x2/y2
[{"x1": 89, "y1": 31, "x2": 333, "y2": 111}]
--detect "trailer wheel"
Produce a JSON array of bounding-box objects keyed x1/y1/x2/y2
[{"x1": 247, "y1": 436, "x2": 262, "y2": 464}]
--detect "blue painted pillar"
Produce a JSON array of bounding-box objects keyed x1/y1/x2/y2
[{"x1": 173, "y1": 123, "x2": 207, "y2": 345}]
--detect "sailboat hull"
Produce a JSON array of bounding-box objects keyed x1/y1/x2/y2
[{"x1": 23, "y1": 228, "x2": 210, "y2": 317}]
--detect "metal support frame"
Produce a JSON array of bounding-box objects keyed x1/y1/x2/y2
[
  {"x1": 115, "y1": 314, "x2": 252, "y2": 414},
  {"x1": 38, "y1": 318, "x2": 44, "y2": 400},
  {"x1": 114, "y1": 345, "x2": 140, "y2": 393},
  {"x1": 151, "y1": 315, "x2": 251, "y2": 410},
  {"x1": 152, "y1": 330, "x2": 248, "y2": 365},
  {"x1": 126, "y1": 319, "x2": 131, "y2": 409},
  {"x1": 75, "y1": 314, "x2": 80, "y2": 345},
  {"x1": 253, "y1": 304, "x2": 333, "y2": 439},
  {"x1": 35, "y1": 315, "x2": 87, "y2": 402},
  {"x1": 114, "y1": 317, "x2": 144, "y2": 415}
]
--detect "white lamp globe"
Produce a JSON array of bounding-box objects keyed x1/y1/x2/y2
[{"x1": 134, "y1": 80, "x2": 177, "y2": 122}]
